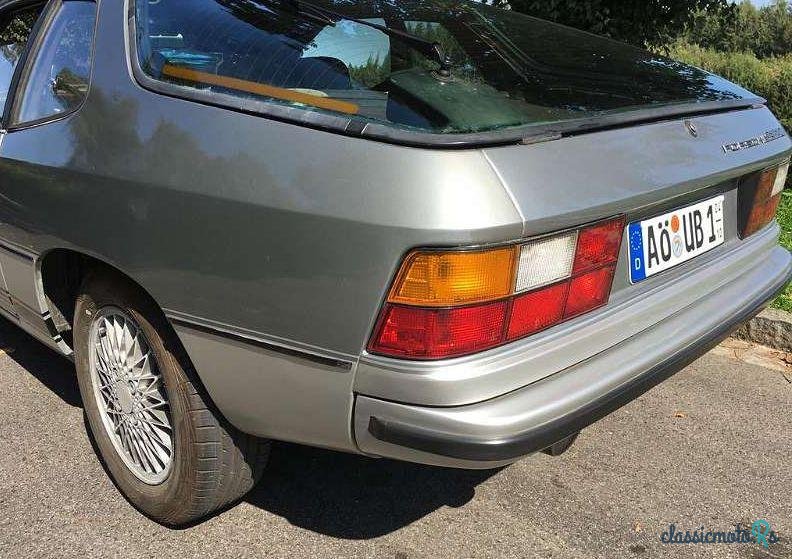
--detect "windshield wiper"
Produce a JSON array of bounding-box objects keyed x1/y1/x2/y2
[{"x1": 279, "y1": 0, "x2": 453, "y2": 79}]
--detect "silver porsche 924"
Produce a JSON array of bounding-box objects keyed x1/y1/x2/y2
[{"x1": 0, "y1": 0, "x2": 788, "y2": 525}]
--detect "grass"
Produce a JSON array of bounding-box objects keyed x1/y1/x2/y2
[{"x1": 774, "y1": 192, "x2": 792, "y2": 312}]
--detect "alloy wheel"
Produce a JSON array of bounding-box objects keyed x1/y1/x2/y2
[{"x1": 88, "y1": 307, "x2": 173, "y2": 485}]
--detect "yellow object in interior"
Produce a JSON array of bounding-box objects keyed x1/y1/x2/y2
[{"x1": 161, "y1": 64, "x2": 359, "y2": 115}]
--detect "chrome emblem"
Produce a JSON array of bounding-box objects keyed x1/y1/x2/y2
[
  {"x1": 723, "y1": 127, "x2": 786, "y2": 154},
  {"x1": 685, "y1": 120, "x2": 698, "y2": 138}
]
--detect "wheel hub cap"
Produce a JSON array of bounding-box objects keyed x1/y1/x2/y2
[
  {"x1": 116, "y1": 381, "x2": 134, "y2": 414},
  {"x1": 88, "y1": 307, "x2": 173, "y2": 485}
]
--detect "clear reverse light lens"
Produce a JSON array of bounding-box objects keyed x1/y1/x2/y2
[
  {"x1": 515, "y1": 232, "x2": 577, "y2": 293},
  {"x1": 772, "y1": 161, "x2": 789, "y2": 197}
]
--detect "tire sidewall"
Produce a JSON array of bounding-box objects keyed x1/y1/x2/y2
[{"x1": 73, "y1": 276, "x2": 196, "y2": 521}]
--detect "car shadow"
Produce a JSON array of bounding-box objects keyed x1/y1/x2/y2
[
  {"x1": 0, "y1": 317, "x2": 81, "y2": 407},
  {"x1": 0, "y1": 316, "x2": 500, "y2": 538},
  {"x1": 246, "y1": 442, "x2": 499, "y2": 539}
]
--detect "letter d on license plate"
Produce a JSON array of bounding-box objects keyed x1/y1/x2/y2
[{"x1": 629, "y1": 195, "x2": 725, "y2": 283}]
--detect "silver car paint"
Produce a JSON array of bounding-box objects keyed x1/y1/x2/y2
[
  {"x1": 0, "y1": 0, "x2": 788, "y2": 460},
  {"x1": 355, "y1": 222, "x2": 781, "y2": 407},
  {"x1": 484, "y1": 107, "x2": 789, "y2": 240},
  {"x1": 354, "y1": 244, "x2": 792, "y2": 469}
]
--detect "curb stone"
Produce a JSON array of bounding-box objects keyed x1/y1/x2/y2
[{"x1": 733, "y1": 308, "x2": 792, "y2": 352}]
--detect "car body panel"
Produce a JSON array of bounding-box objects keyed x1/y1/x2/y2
[
  {"x1": 0, "y1": 0, "x2": 788, "y2": 459},
  {"x1": 354, "y1": 245, "x2": 792, "y2": 468},
  {"x1": 483, "y1": 106, "x2": 789, "y2": 240},
  {"x1": 354, "y1": 223, "x2": 784, "y2": 407},
  {"x1": 0, "y1": 0, "x2": 523, "y2": 360},
  {"x1": 171, "y1": 319, "x2": 359, "y2": 451}
]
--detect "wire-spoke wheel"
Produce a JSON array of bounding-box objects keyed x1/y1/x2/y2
[
  {"x1": 89, "y1": 307, "x2": 173, "y2": 485},
  {"x1": 74, "y1": 271, "x2": 270, "y2": 526}
]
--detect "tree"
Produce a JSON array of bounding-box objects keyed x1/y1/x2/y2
[
  {"x1": 684, "y1": 0, "x2": 791, "y2": 58},
  {"x1": 349, "y1": 54, "x2": 391, "y2": 87},
  {"x1": 487, "y1": 0, "x2": 734, "y2": 49}
]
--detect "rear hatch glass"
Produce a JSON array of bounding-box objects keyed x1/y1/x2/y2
[{"x1": 134, "y1": 0, "x2": 756, "y2": 138}]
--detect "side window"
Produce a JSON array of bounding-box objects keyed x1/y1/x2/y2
[
  {"x1": 0, "y1": 5, "x2": 45, "y2": 113},
  {"x1": 12, "y1": 0, "x2": 96, "y2": 126}
]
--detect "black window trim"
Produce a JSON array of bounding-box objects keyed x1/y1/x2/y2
[
  {"x1": 1, "y1": 0, "x2": 98, "y2": 133},
  {"x1": 124, "y1": 0, "x2": 765, "y2": 150}
]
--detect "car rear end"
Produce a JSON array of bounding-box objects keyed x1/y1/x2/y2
[
  {"x1": 353, "y1": 105, "x2": 791, "y2": 468},
  {"x1": 133, "y1": 0, "x2": 792, "y2": 470}
]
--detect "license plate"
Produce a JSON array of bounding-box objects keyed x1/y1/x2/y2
[{"x1": 628, "y1": 195, "x2": 725, "y2": 283}]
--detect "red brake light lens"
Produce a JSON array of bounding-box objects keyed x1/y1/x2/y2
[
  {"x1": 564, "y1": 265, "x2": 617, "y2": 318},
  {"x1": 372, "y1": 302, "x2": 508, "y2": 360},
  {"x1": 573, "y1": 218, "x2": 625, "y2": 274},
  {"x1": 369, "y1": 216, "x2": 625, "y2": 361},
  {"x1": 507, "y1": 282, "x2": 568, "y2": 341}
]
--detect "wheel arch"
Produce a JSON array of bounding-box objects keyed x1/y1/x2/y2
[{"x1": 36, "y1": 248, "x2": 166, "y2": 354}]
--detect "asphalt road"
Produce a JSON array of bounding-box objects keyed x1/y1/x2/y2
[{"x1": 0, "y1": 318, "x2": 790, "y2": 559}]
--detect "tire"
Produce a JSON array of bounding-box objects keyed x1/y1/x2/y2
[{"x1": 73, "y1": 270, "x2": 270, "y2": 526}]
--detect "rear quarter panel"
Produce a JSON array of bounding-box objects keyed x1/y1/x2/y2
[{"x1": 0, "y1": 0, "x2": 521, "y2": 449}]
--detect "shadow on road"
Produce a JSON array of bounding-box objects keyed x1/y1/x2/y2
[
  {"x1": 0, "y1": 317, "x2": 80, "y2": 407},
  {"x1": 0, "y1": 316, "x2": 498, "y2": 538},
  {"x1": 246, "y1": 443, "x2": 499, "y2": 539}
]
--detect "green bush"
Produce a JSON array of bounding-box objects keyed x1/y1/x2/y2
[
  {"x1": 671, "y1": 43, "x2": 792, "y2": 188},
  {"x1": 670, "y1": 43, "x2": 792, "y2": 130},
  {"x1": 685, "y1": 1, "x2": 792, "y2": 60}
]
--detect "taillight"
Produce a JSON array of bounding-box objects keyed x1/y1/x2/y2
[
  {"x1": 739, "y1": 160, "x2": 789, "y2": 238},
  {"x1": 372, "y1": 302, "x2": 509, "y2": 360},
  {"x1": 388, "y1": 248, "x2": 517, "y2": 307},
  {"x1": 368, "y1": 217, "x2": 625, "y2": 360}
]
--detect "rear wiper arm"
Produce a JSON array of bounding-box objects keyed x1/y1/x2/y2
[
  {"x1": 281, "y1": 0, "x2": 453, "y2": 78},
  {"x1": 288, "y1": 1, "x2": 336, "y2": 26}
]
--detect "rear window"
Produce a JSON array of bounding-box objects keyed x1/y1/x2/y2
[{"x1": 133, "y1": 0, "x2": 753, "y2": 137}]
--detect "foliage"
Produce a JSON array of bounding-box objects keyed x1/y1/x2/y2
[
  {"x1": 0, "y1": 7, "x2": 40, "y2": 65},
  {"x1": 485, "y1": 0, "x2": 733, "y2": 49},
  {"x1": 773, "y1": 193, "x2": 792, "y2": 310},
  {"x1": 348, "y1": 22, "x2": 478, "y2": 86},
  {"x1": 670, "y1": 43, "x2": 792, "y2": 133},
  {"x1": 684, "y1": 0, "x2": 792, "y2": 59},
  {"x1": 348, "y1": 54, "x2": 391, "y2": 88},
  {"x1": 403, "y1": 21, "x2": 480, "y2": 81}
]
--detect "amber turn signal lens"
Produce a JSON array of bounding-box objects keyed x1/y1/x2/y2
[
  {"x1": 739, "y1": 161, "x2": 789, "y2": 238},
  {"x1": 388, "y1": 247, "x2": 518, "y2": 307}
]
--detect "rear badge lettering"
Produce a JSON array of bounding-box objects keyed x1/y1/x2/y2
[{"x1": 723, "y1": 128, "x2": 786, "y2": 153}]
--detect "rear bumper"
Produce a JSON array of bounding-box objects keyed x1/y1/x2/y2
[{"x1": 353, "y1": 243, "x2": 792, "y2": 469}]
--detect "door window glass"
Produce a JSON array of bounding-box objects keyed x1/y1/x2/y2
[
  {"x1": 0, "y1": 6, "x2": 44, "y2": 113},
  {"x1": 14, "y1": 1, "x2": 96, "y2": 125}
]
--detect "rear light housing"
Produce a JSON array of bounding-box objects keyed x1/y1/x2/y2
[
  {"x1": 368, "y1": 216, "x2": 625, "y2": 361},
  {"x1": 738, "y1": 160, "x2": 789, "y2": 238}
]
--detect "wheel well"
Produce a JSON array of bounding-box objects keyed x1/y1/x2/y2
[
  {"x1": 39, "y1": 249, "x2": 153, "y2": 351},
  {"x1": 38, "y1": 249, "x2": 233, "y2": 432}
]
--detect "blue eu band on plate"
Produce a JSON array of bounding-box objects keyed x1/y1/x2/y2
[{"x1": 629, "y1": 195, "x2": 725, "y2": 283}]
